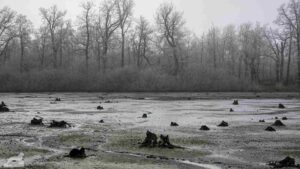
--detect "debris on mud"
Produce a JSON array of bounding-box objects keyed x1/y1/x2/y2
[
  {"x1": 170, "y1": 122, "x2": 179, "y2": 127},
  {"x1": 104, "y1": 100, "x2": 113, "y2": 103},
  {"x1": 97, "y1": 106, "x2": 104, "y2": 110},
  {"x1": 282, "y1": 117, "x2": 288, "y2": 120},
  {"x1": 0, "y1": 101, "x2": 9, "y2": 112},
  {"x1": 68, "y1": 148, "x2": 86, "y2": 158},
  {"x1": 140, "y1": 131, "x2": 158, "y2": 148},
  {"x1": 272, "y1": 120, "x2": 285, "y2": 127},
  {"x1": 30, "y1": 117, "x2": 44, "y2": 125},
  {"x1": 229, "y1": 108, "x2": 234, "y2": 112},
  {"x1": 218, "y1": 121, "x2": 229, "y2": 127},
  {"x1": 233, "y1": 100, "x2": 239, "y2": 105},
  {"x1": 3, "y1": 153, "x2": 25, "y2": 168},
  {"x1": 265, "y1": 126, "x2": 276, "y2": 132},
  {"x1": 99, "y1": 119, "x2": 104, "y2": 123},
  {"x1": 55, "y1": 98, "x2": 61, "y2": 102},
  {"x1": 200, "y1": 125, "x2": 210, "y2": 131},
  {"x1": 142, "y1": 114, "x2": 148, "y2": 118},
  {"x1": 259, "y1": 120, "x2": 265, "y2": 123},
  {"x1": 49, "y1": 120, "x2": 71, "y2": 128},
  {"x1": 278, "y1": 103, "x2": 285, "y2": 109},
  {"x1": 268, "y1": 156, "x2": 300, "y2": 168}
]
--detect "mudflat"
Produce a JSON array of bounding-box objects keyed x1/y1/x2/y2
[{"x1": 0, "y1": 92, "x2": 299, "y2": 169}]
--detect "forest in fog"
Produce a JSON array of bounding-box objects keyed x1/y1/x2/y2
[{"x1": 0, "y1": 0, "x2": 299, "y2": 92}]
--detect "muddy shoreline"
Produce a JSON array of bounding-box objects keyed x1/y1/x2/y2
[{"x1": 0, "y1": 93, "x2": 299, "y2": 169}]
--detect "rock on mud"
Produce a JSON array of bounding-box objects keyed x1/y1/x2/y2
[{"x1": 282, "y1": 117, "x2": 288, "y2": 120}]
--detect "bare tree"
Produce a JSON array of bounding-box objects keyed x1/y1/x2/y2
[
  {"x1": 39, "y1": 5, "x2": 66, "y2": 68},
  {"x1": 131, "y1": 16, "x2": 153, "y2": 68},
  {"x1": 156, "y1": 2, "x2": 185, "y2": 75},
  {"x1": 15, "y1": 15, "x2": 32, "y2": 73},
  {"x1": 264, "y1": 28, "x2": 288, "y2": 83},
  {"x1": 97, "y1": 0, "x2": 120, "y2": 73},
  {"x1": 116, "y1": 0, "x2": 134, "y2": 67},
  {"x1": 78, "y1": 1, "x2": 94, "y2": 72},
  {"x1": 0, "y1": 7, "x2": 16, "y2": 62},
  {"x1": 276, "y1": 0, "x2": 300, "y2": 86}
]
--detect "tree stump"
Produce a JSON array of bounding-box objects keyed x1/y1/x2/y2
[
  {"x1": 69, "y1": 148, "x2": 86, "y2": 158},
  {"x1": 278, "y1": 103, "x2": 285, "y2": 109},
  {"x1": 233, "y1": 100, "x2": 239, "y2": 105},
  {"x1": 170, "y1": 122, "x2": 179, "y2": 127},
  {"x1": 49, "y1": 120, "x2": 71, "y2": 128},
  {"x1": 200, "y1": 125, "x2": 210, "y2": 131},
  {"x1": 30, "y1": 118, "x2": 43, "y2": 125},
  {"x1": 272, "y1": 120, "x2": 285, "y2": 127},
  {"x1": 265, "y1": 126, "x2": 276, "y2": 132},
  {"x1": 140, "y1": 131, "x2": 158, "y2": 148},
  {"x1": 218, "y1": 121, "x2": 229, "y2": 127},
  {"x1": 158, "y1": 135, "x2": 175, "y2": 149}
]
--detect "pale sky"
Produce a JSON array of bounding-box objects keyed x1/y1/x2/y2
[{"x1": 0, "y1": 0, "x2": 288, "y2": 34}]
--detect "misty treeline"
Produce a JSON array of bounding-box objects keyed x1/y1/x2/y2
[{"x1": 0, "y1": 0, "x2": 299, "y2": 92}]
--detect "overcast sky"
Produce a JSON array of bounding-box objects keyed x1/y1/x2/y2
[{"x1": 0, "y1": 0, "x2": 288, "y2": 34}]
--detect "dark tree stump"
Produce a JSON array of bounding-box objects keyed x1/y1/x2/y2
[
  {"x1": 282, "y1": 117, "x2": 288, "y2": 120},
  {"x1": 200, "y1": 125, "x2": 210, "y2": 131},
  {"x1": 269, "y1": 156, "x2": 298, "y2": 168},
  {"x1": 99, "y1": 120, "x2": 104, "y2": 123},
  {"x1": 49, "y1": 120, "x2": 71, "y2": 128},
  {"x1": 142, "y1": 114, "x2": 148, "y2": 118},
  {"x1": 69, "y1": 148, "x2": 86, "y2": 158},
  {"x1": 229, "y1": 108, "x2": 234, "y2": 112},
  {"x1": 233, "y1": 100, "x2": 239, "y2": 105},
  {"x1": 259, "y1": 120, "x2": 265, "y2": 123},
  {"x1": 0, "y1": 101, "x2": 9, "y2": 112},
  {"x1": 170, "y1": 122, "x2": 179, "y2": 127},
  {"x1": 218, "y1": 121, "x2": 229, "y2": 127},
  {"x1": 265, "y1": 126, "x2": 276, "y2": 132},
  {"x1": 272, "y1": 120, "x2": 285, "y2": 127},
  {"x1": 97, "y1": 106, "x2": 104, "y2": 110},
  {"x1": 278, "y1": 103, "x2": 285, "y2": 109},
  {"x1": 158, "y1": 135, "x2": 175, "y2": 149},
  {"x1": 55, "y1": 98, "x2": 61, "y2": 102},
  {"x1": 31, "y1": 118, "x2": 43, "y2": 125},
  {"x1": 140, "y1": 131, "x2": 158, "y2": 148}
]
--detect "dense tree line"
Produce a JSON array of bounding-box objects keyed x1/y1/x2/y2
[{"x1": 0, "y1": 0, "x2": 299, "y2": 92}]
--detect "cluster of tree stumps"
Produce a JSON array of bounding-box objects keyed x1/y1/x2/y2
[{"x1": 140, "y1": 131, "x2": 183, "y2": 149}]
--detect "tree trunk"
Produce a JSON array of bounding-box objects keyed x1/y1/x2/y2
[
  {"x1": 20, "y1": 36, "x2": 24, "y2": 73},
  {"x1": 121, "y1": 31, "x2": 125, "y2": 67},
  {"x1": 286, "y1": 37, "x2": 292, "y2": 85},
  {"x1": 172, "y1": 46, "x2": 179, "y2": 75}
]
